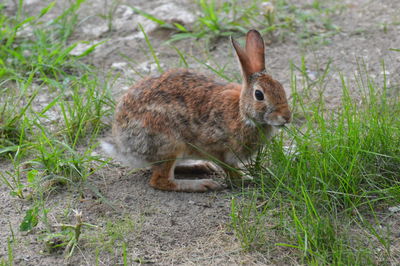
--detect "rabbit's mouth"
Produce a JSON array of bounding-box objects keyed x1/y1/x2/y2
[
  {"x1": 264, "y1": 111, "x2": 292, "y2": 127},
  {"x1": 265, "y1": 119, "x2": 290, "y2": 127},
  {"x1": 264, "y1": 117, "x2": 290, "y2": 127}
]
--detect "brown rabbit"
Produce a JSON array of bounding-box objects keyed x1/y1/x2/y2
[{"x1": 102, "y1": 29, "x2": 291, "y2": 192}]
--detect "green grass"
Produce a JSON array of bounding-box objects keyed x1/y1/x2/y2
[
  {"x1": 0, "y1": 238, "x2": 14, "y2": 266},
  {"x1": 131, "y1": 0, "x2": 250, "y2": 44},
  {"x1": 269, "y1": 0, "x2": 342, "y2": 45},
  {"x1": 84, "y1": 215, "x2": 144, "y2": 264},
  {"x1": 0, "y1": 0, "x2": 113, "y2": 239},
  {"x1": 132, "y1": 0, "x2": 342, "y2": 47},
  {"x1": 231, "y1": 60, "x2": 400, "y2": 264}
]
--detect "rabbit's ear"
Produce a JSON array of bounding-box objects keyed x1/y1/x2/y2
[
  {"x1": 231, "y1": 36, "x2": 252, "y2": 83},
  {"x1": 245, "y1": 30, "x2": 265, "y2": 73}
]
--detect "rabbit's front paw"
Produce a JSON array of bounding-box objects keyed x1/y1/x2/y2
[{"x1": 175, "y1": 160, "x2": 221, "y2": 175}]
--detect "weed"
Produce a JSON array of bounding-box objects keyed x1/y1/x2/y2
[
  {"x1": 57, "y1": 74, "x2": 114, "y2": 146},
  {"x1": 42, "y1": 210, "x2": 97, "y2": 258},
  {"x1": 98, "y1": 0, "x2": 122, "y2": 33},
  {"x1": 122, "y1": 241, "x2": 128, "y2": 265},
  {"x1": 265, "y1": 0, "x2": 342, "y2": 45},
  {"x1": 1, "y1": 238, "x2": 14, "y2": 266},
  {"x1": 1, "y1": 2, "x2": 80, "y2": 82},
  {"x1": 19, "y1": 205, "x2": 40, "y2": 232},
  {"x1": 50, "y1": 0, "x2": 85, "y2": 43},
  {"x1": 84, "y1": 214, "x2": 143, "y2": 261},
  {"x1": 0, "y1": 85, "x2": 36, "y2": 157},
  {"x1": 230, "y1": 195, "x2": 269, "y2": 250},
  {"x1": 0, "y1": 153, "x2": 25, "y2": 198}
]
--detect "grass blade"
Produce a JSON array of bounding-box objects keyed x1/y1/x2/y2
[{"x1": 138, "y1": 23, "x2": 163, "y2": 73}]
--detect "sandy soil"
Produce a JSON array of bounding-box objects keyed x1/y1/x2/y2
[{"x1": 1, "y1": 0, "x2": 399, "y2": 265}]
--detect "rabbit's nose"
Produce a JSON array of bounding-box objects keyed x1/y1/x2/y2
[{"x1": 282, "y1": 110, "x2": 292, "y2": 124}]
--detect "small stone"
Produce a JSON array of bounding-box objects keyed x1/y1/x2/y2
[
  {"x1": 24, "y1": 0, "x2": 40, "y2": 4},
  {"x1": 137, "y1": 61, "x2": 164, "y2": 74},
  {"x1": 306, "y1": 70, "x2": 318, "y2": 80},
  {"x1": 82, "y1": 24, "x2": 108, "y2": 38},
  {"x1": 388, "y1": 205, "x2": 400, "y2": 213},
  {"x1": 155, "y1": 3, "x2": 195, "y2": 25},
  {"x1": 116, "y1": 5, "x2": 135, "y2": 20},
  {"x1": 114, "y1": 5, "x2": 137, "y2": 31},
  {"x1": 111, "y1": 62, "x2": 128, "y2": 71},
  {"x1": 128, "y1": 3, "x2": 195, "y2": 38}
]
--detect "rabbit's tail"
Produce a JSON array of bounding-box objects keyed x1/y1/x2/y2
[
  {"x1": 101, "y1": 139, "x2": 118, "y2": 158},
  {"x1": 101, "y1": 138, "x2": 149, "y2": 169}
]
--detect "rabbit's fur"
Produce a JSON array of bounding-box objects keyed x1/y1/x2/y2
[{"x1": 102, "y1": 30, "x2": 291, "y2": 192}]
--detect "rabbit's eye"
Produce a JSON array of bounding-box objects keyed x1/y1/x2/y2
[{"x1": 254, "y1": 90, "x2": 264, "y2": 101}]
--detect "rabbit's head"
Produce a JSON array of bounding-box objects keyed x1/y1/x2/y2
[{"x1": 232, "y1": 30, "x2": 291, "y2": 127}]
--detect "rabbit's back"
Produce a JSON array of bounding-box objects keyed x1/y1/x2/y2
[{"x1": 112, "y1": 69, "x2": 250, "y2": 163}]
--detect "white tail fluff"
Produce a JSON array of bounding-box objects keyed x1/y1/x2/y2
[
  {"x1": 100, "y1": 140, "x2": 150, "y2": 169},
  {"x1": 100, "y1": 140, "x2": 118, "y2": 158}
]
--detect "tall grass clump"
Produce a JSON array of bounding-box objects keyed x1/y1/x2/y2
[
  {"x1": 0, "y1": 0, "x2": 114, "y2": 239},
  {"x1": 0, "y1": 85, "x2": 35, "y2": 157},
  {"x1": 132, "y1": 0, "x2": 258, "y2": 44},
  {"x1": 0, "y1": 1, "x2": 93, "y2": 83},
  {"x1": 231, "y1": 64, "x2": 400, "y2": 264},
  {"x1": 1, "y1": 0, "x2": 113, "y2": 192}
]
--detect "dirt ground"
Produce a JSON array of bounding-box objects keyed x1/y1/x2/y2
[{"x1": 1, "y1": 0, "x2": 399, "y2": 265}]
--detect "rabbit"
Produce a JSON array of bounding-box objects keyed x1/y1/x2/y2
[{"x1": 101, "y1": 29, "x2": 291, "y2": 192}]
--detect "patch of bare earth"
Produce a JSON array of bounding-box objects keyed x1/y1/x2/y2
[{"x1": 1, "y1": 0, "x2": 399, "y2": 265}]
